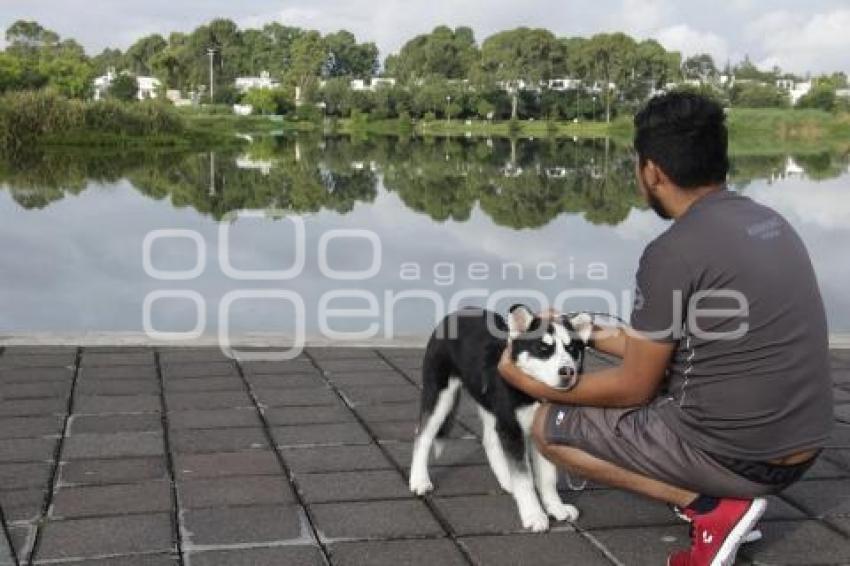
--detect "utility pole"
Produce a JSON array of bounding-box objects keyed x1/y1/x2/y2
[{"x1": 207, "y1": 47, "x2": 217, "y2": 103}]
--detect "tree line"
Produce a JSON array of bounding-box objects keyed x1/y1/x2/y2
[{"x1": 1, "y1": 19, "x2": 848, "y2": 122}]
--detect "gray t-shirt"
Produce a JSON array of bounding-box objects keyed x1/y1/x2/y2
[{"x1": 631, "y1": 188, "x2": 833, "y2": 461}]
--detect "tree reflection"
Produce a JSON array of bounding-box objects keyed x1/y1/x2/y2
[{"x1": 1, "y1": 136, "x2": 847, "y2": 228}]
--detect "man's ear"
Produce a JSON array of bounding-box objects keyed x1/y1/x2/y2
[
  {"x1": 568, "y1": 312, "x2": 594, "y2": 343},
  {"x1": 508, "y1": 304, "x2": 534, "y2": 339},
  {"x1": 642, "y1": 159, "x2": 662, "y2": 191}
]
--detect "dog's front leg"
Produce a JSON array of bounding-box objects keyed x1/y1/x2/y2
[
  {"x1": 532, "y1": 446, "x2": 579, "y2": 522},
  {"x1": 509, "y1": 456, "x2": 549, "y2": 532}
]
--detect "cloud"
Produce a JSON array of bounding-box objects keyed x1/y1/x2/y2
[
  {"x1": 655, "y1": 24, "x2": 729, "y2": 63},
  {"x1": 746, "y1": 8, "x2": 850, "y2": 74}
]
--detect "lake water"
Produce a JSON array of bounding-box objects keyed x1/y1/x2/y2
[{"x1": 1, "y1": 135, "x2": 848, "y2": 344}]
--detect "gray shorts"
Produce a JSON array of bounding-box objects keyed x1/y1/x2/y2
[{"x1": 543, "y1": 401, "x2": 781, "y2": 498}]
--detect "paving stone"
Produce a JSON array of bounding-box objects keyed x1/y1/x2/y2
[
  {"x1": 324, "y1": 371, "x2": 409, "y2": 387},
  {"x1": 0, "y1": 534, "x2": 13, "y2": 566},
  {"x1": 828, "y1": 422, "x2": 850, "y2": 447},
  {"x1": 174, "y1": 451, "x2": 280, "y2": 479},
  {"x1": 460, "y1": 532, "x2": 609, "y2": 566},
  {"x1": 311, "y1": 500, "x2": 443, "y2": 540},
  {"x1": 183, "y1": 505, "x2": 308, "y2": 546},
  {"x1": 179, "y1": 475, "x2": 295, "y2": 508},
  {"x1": 51, "y1": 481, "x2": 172, "y2": 518},
  {"x1": 0, "y1": 398, "x2": 66, "y2": 418},
  {"x1": 187, "y1": 546, "x2": 324, "y2": 566},
  {"x1": 75, "y1": 378, "x2": 159, "y2": 396},
  {"x1": 34, "y1": 513, "x2": 173, "y2": 560},
  {"x1": 272, "y1": 423, "x2": 372, "y2": 447},
  {"x1": 0, "y1": 354, "x2": 75, "y2": 368},
  {"x1": 280, "y1": 444, "x2": 392, "y2": 473},
  {"x1": 74, "y1": 395, "x2": 160, "y2": 414},
  {"x1": 63, "y1": 432, "x2": 164, "y2": 459},
  {"x1": 585, "y1": 524, "x2": 692, "y2": 566},
  {"x1": 3, "y1": 346, "x2": 76, "y2": 356},
  {"x1": 0, "y1": 488, "x2": 44, "y2": 523},
  {"x1": 831, "y1": 351, "x2": 850, "y2": 369},
  {"x1": 297, "y1": 470, "x2": 410, "y2": 503},
  {"x1": 59, "y1": 456, "x2": 166, "y2": 486},
  {"x1": 384, "y1": 439, "x2": 488, "y2": 469},
  {"x1": 164, "y1": 376, "x2": 244, "y2": 392},
  {"x1": 69, "y1": 413, "x2": 162, "y2": 434},
  {"x1": 367, "y1": 420, "x2": 470, "y2": 442},
  {"x1": 354, "y1": 403, "x2": 419, "y2": 423},
  {"x1": 0, "y1": 436, "x2": 57, "y2": 463},
  {"x1": 781, "y1": 478, "x2": 850, "y2": 517},
  {"x1": 307, "y1": 347, "x2": 380, "y2": 360},
  {"x1": 434, "y1": 494, "x2": 555, "y2": 535},
  {"x1": 317, "y1": 359, "x2": 393, "y2": 374},
  {"x1": 800, "y1": 455, "x2": 850, "y2": 479},
  {"x1": 824, "y1": 448, "x2": 850, "y2": 472},
  {"x1": 79, "y1": 366, "x2": 158, "y2": 380},
  {"x1": 158, "y1": 349, "x2": 233, "y2": 365},
  {"x1": 170, "y1": 428, "x2": 268, "y2": 454},
  {"x1": 338, "y1": 384, "x2": 420, "y2": 405},
  {"x1": 246, "y1": 373, "x2": 325, "y2": 389},
  {"x1": 740, "y1": 519, "x2": 850, "y2": 564},
  {"x1": 425, "y1": 465, "x2": 504, "y2": 496},
  {"x1": 254, "y1": 387, "x2": 341, "y2": 407},
  {"x1": 761, "y1": 495, "x2": 809, "y2": 521},
  {"x1": 165, "y1": 391, "x2": 252, "y2": 411},
  {"x1": 0, "y1": 380, "x2": 71, "y2": 399},
  {"x1": 43, "y1": 554, "x2": 178, "y2": 565},
  {"x1": 169, "y1": 408, "x2": 260, "y2": 430},
  {"x1": 263, "y1": 405, "x2": 355, "y2": 426},
  {"x1": 377, "y1": 348, "x2": 424, "y2": 359},
  {"x1": 161, "y1": 362, "x2": 237, "y2": 380},
  {"x1": 7, "y1": 524, "x2": 32, "y2": 562},
  {"x1": 569, "y1": 489, "x2": 679, "y2": 529},
  {"x1": 0, "y1": 462, "x2": 52, "y2": 489},
  {"x1": 80, "y1": 352, "x2": 154, "y2": 367},
  {"x1": 0, "y1": 416, "x2": 63, "y2": 439},
  {"x1": 329, "y1": 538, "x2": 466, "y2": 566},
  {"x1": 0, "y1": 367, "x2": 73, "y2": 383},
  {"x1": 239, "y1": 360, "x2": 317, "y2": 376}
]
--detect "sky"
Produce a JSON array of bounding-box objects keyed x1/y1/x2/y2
[{"x1": 1, "y1": 0, "x2": 849, "y2": 76}]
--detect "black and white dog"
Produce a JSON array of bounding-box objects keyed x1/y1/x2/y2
[{"x1": 409, "y1": 305, "x2": 593, "y2": 531}]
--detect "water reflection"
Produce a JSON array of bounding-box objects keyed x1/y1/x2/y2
[
  {"x1": 2, "y1": 137, "x2": 849, "y2": 230},
  {"x1": 1, "y1": 136, "x2": 848, "y2": 336}
]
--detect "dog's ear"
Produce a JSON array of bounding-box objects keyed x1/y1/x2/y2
[
  {"x1": 508, "y1": 304, "x2": 534, "y2": 339},
  {"x1": 567, "y1": 312, "x2": 594, "y2": 343}
]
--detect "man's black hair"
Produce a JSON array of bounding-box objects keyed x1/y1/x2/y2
[{"x1": 634, "y1": 91, "x2": 729, "y2": 189}]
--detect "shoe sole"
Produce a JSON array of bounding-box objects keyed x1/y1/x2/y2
[{"x1": 712, "y1": 497, "x2": 768, "y2": 566}]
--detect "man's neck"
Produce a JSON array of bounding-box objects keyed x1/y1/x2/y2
[{"x1": 669, "y1": 184, "x2": 724, "y2": 220}]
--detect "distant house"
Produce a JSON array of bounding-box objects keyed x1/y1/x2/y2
[
  {"x1": 547, "y1": 78, "x2": 582, "y2": 91},
  {"x1": 349, "y1": 77, "x2": 397, "y2": 92},
  {"x1": 776, "y1": 79, "x2": 812, "y2": 105},
  {"x1": 835, "y1": 88, "x2": 850, "y2": 99},
  {"x1": 235, "y1": 71, "x2": 280, "y2": 93},
  {"x1": 92, "y1": 70, "x2": 162, "y2": 101}
]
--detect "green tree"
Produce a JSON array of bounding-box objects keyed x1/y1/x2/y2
[
  {"x1": 324, "y1": 31, "x2": 378, "y2": 78},
  {"x1": 0, "y1": 52, "x2": 24, "y2": 92},
  {"x1": 731, "y1": 82, "x2": 788, "y2": 108},
  {"x1": 91, "y1": 48, "x2": 124, "y2": 75},
  {"x1": 796, "y1": 83, "x2": 836, "y2": 111},
  {"x1": 242, "y1": 88, "x2": 279, "y2": 114},
  {"x1": 480, "y1": 28, "x2": 565, "y2": 119},
  {"x1": 682, "y1": 53, "x2": 718, "y2": 82},
  {"x1": 286, "y1": 31, "x2": 326, "y2": 100},
  {"x1": 386, "y1": 26, "x2": 478, "y2": 81},
  {"x1": 109, "y1": 74, "x2": 138, "y2": 101},
  {"x1": 125, "y1": 34, "x2": 167, "y2": 75}
]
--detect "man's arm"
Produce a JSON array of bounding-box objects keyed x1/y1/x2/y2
[
  {"x1": 499, "y1": 332, "x2": 674, "y2": 407},
  {"x1": 590, "y1": 323, "x2": 628, "y2": 358}
]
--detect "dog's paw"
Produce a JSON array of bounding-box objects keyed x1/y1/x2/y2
[
  {"x1": 522, "y1": 511, "x2": 550, "y2": 532},
  {"x1": 409, "y1": 476, "x2": 434, "y2": 496},
  {"x1": 545, "y1": 501, "x2": 579, "y2": 522}
]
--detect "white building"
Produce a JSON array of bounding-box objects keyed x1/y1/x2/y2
[
  {"x1": 93, "y1": 70, "x2": 161, "y2": 101},
  {"x1": 235, "y1": 71, "x2": 280, "y2": 93},
  {"x1": 547, "y1": 78, "x2": 582, "y2": 91},
  {"x1": 349, "y1": 77, "x2": 397, "y2": 91},
  {"x1": 776, "y1": 79, "x2": 812, "y2": 105}
]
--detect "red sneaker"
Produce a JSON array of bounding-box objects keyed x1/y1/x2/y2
[{"x1": 667, "y1": 497, "x2": 767, "y2": 566}]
